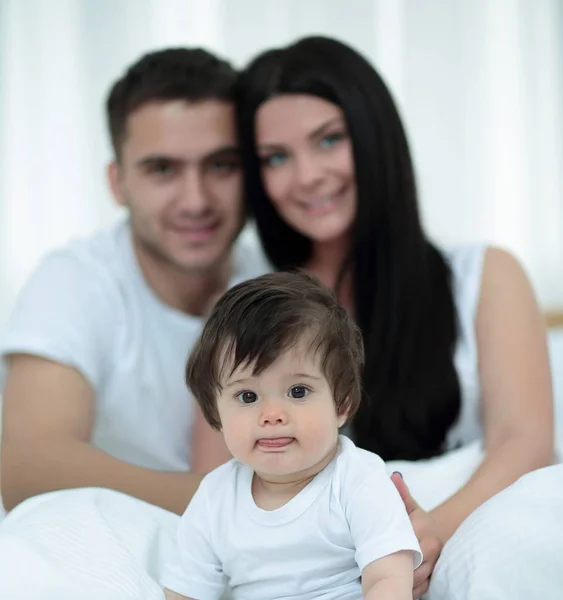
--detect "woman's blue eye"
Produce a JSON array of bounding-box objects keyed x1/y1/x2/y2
[
  {"x1": 288, "y1": 386, "x2": 309, "y2": 399},
  {"x1": 319, "y1": 133, "x2": 344, "y2": 149},
  {"x1": 237, "y1": 391, "x2": 258, "y2": 404},
  {"x1": 261, "y1": 152, "x2": 288, "y2": 168}
]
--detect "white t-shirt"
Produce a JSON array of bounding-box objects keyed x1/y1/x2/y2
[
  {"x1": 162, "y1": 435, "x2": 422, "y2": 600},
  {"x1": 0, "y1": 218, "x2": 271, "y2": 472}
]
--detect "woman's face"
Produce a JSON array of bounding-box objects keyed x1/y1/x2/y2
[{"x1": 255, "y1": 94, "x2": 356, "y2": 244}]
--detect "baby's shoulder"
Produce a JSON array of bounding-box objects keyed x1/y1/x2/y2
[
  {"x1": 199, "y1": 458, "x2": 243, "y2": 497},
  {"x1": 332, "y1": 436, "x2": 389, "y2": 494}
]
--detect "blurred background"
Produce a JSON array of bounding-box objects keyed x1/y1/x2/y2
[{"x1": 1, "y1": 0, "x2": 562, "y2": 327}]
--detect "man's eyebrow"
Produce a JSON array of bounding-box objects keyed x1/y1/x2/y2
[
  {"x1": 136, "y1": 146, "x2": 240, "y2": 169},
  {"x1": 202, "y1": 145, "x2": 240, "y2": 162},
  {"x1": 135, "y1": 155, "x2": 183, "y2": 169}
]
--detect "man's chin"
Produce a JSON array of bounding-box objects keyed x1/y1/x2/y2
[{"x1": 171, "y1": 257, "x2": 226, "y2": 275}]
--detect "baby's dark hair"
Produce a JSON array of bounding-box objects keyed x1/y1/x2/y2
[{"x1": 187, "y1": 271, "x2": 364, "y2": 429}]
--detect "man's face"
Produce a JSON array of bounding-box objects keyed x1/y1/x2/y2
[{"x1": 109, "y1": 99, "x2": 243, "y2": 276}]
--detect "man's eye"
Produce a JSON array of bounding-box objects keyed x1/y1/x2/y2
[
  {"x1": 236, "y1": 391, "x2": 258, "y2": 404},
  {"x1": 149, "y1": 162, "x2": 174, "y2": 176},
  {"x1": 209, "y1": 160, "x2": 239, "y2": 174},
  {"x1": 288, "y1": 386, "x2": 309, "y2": 399}
]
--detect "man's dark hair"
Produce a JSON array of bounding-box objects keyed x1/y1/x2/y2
[
  {"x1": 187, "y1": 271, "x2": 364, "y2": 430},
  {"x1": 107, "y1": 47, "x2": 237, "y2": 160}
]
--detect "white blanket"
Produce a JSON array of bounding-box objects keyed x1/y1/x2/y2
[
  {"x1": 0, "y1": 442, "x2": 480, "y2": 600},
  {"x1": 0, "y1": 441, "x2": 561, "y2": 600},
  {"x1": 0, "y1": 487, "x2": 176, "y2": 600},
  {"x1": 0, "y1": 439, "x2": 553, "y2": 600},
  {"x1": 429, "y1": 463, "x2": 563, "y2": 599}
]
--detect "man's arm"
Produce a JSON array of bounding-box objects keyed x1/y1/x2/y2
[{"x1": 1, "y1": 354, "x2": 201, "y2": 515}]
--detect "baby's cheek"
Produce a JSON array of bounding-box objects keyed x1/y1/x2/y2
[
  {"x1": 299, "y1": 411, "x2": 337, "y2": 448},
  {"x1": 221, "y1": 414, "x2": 252, "y2": 455}
]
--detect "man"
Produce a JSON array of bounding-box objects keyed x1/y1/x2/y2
[
  {"x1": 0, "y1": 48, "x2": 270, "y2": 516},
  {"x1": 0, "y1": 47, "x2": 442, "y2": 600}
]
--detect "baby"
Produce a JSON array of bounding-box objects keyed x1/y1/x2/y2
[{"x1": 163, "y1": 271, "x2": 422, "y2": 600}]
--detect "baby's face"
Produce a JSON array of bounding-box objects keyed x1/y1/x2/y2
[{"x1": 216, "y1": 341, "x2": 347, "y2": 483}]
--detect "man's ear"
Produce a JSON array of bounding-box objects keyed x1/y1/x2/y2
[{"x1": 107, "y1": 160, "x2": 126, "y2": 207}]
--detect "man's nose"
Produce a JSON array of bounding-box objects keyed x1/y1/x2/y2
[{"x1": 178, "y1": 169, "x2": 211, "y2": 215}]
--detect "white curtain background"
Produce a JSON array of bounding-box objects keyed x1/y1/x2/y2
[{"x1": 1, "y1": 0, "x2": 562, "y2": 327}]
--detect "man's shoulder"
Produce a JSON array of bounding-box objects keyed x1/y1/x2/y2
[
  {"x1": 43, "y1": 218, "x2": 130, "y2": 277},
  {"x1": 0, "y1": 218, "x2": 134, "y2": 389},
  {"x1": 2, "y1": 217, "x2": 134, "y2": 339},
  {"x1": 23, "y1": 218, "x2": 137, "y2": 306}
]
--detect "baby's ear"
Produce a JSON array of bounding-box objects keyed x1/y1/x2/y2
[{"x1": 336, "y1": 404, "x2": 349, "y2": 428}]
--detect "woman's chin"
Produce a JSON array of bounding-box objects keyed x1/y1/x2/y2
[
  {"x1": 296, "y1": 224, "x2": 351, "y2": 245},
  {"x1": 288, "y1": 208, "x2": 354, "y2": 245}
]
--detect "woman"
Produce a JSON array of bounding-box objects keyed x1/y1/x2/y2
[{"x1": 234, "y1": 36, "x2": 554, "y2": 598}]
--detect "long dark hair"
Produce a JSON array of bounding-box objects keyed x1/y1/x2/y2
[{"x1": 236, "y1": 36, "x2": 460, "y2": 461}]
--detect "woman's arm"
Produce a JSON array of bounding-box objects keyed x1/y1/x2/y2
[{"x1": 430, "y1": 247, "x2": 554, "y2": 542}]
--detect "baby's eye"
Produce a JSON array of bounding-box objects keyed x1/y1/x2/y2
[
  {"x1": 288, "y1": 386, "x2": 309, "y2": 399},
  {"x1": 237, "y1": 391, "x2": 258, "y2": 404}
]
